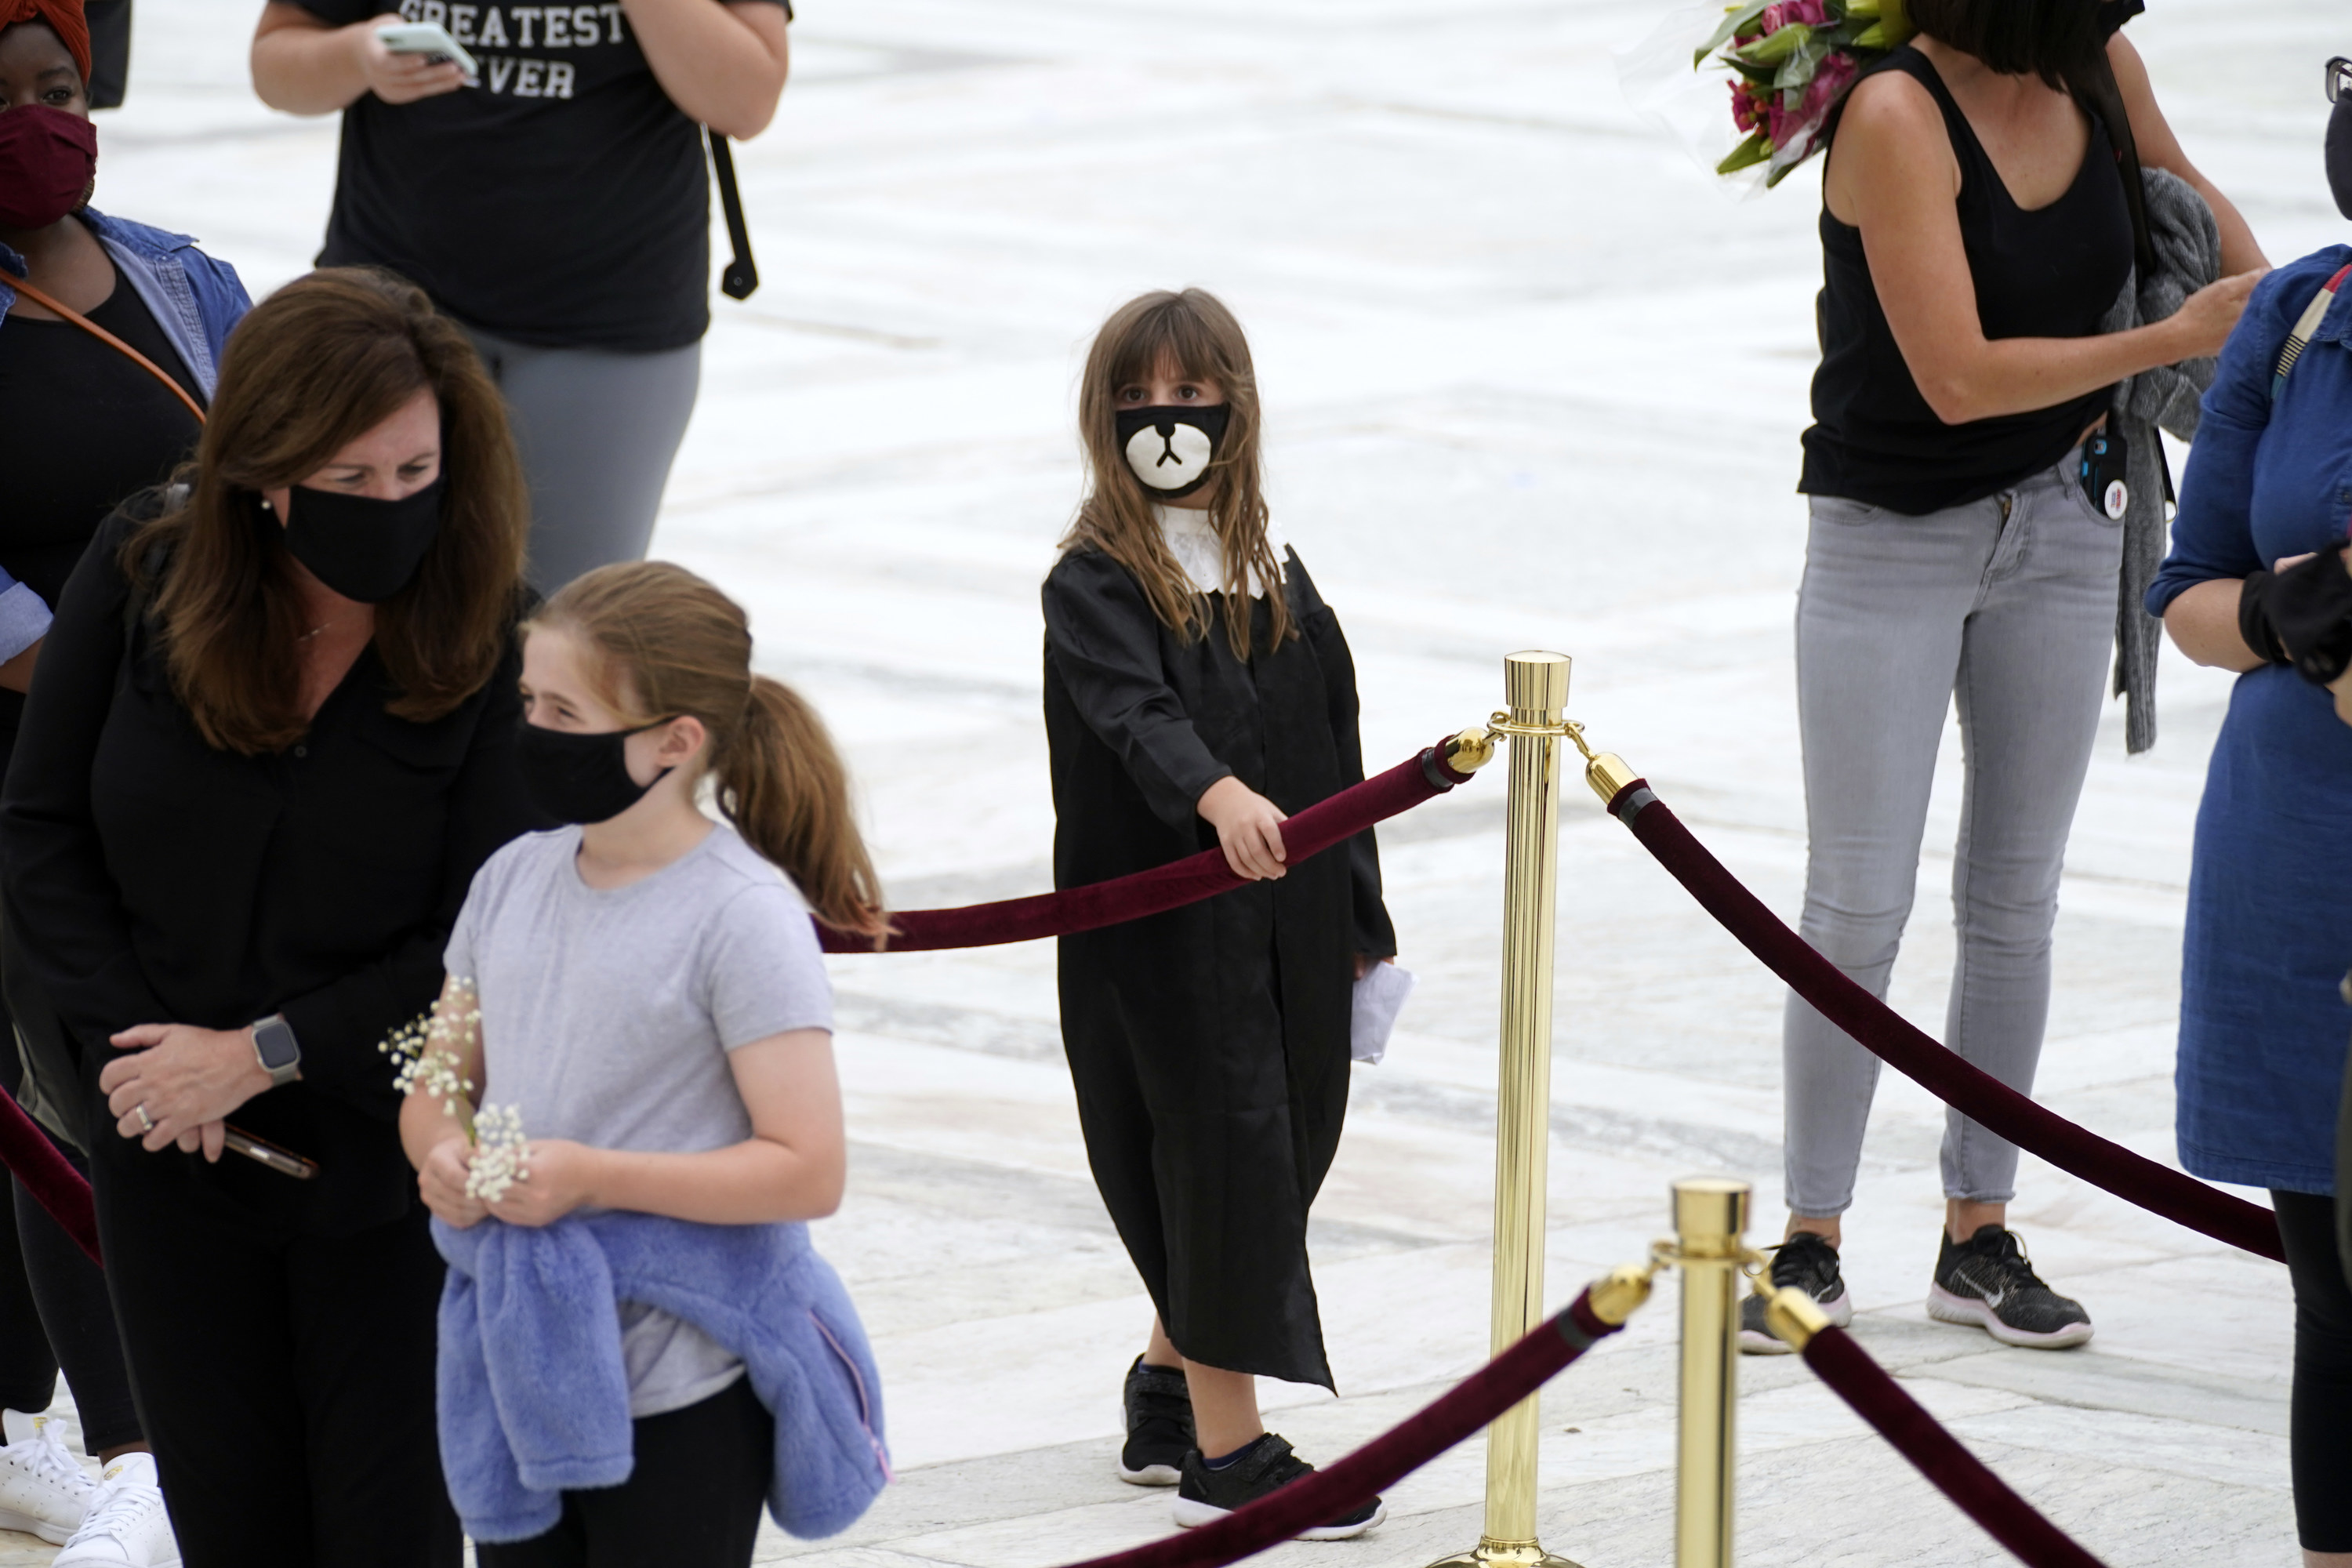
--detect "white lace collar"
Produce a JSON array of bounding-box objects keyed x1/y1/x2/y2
[{"x1": 1153, "y1": 506, "x2": 1288, "y2": 599}]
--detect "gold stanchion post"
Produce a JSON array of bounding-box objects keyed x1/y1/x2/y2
[
  {"x1": 1671, "y1": 1178, "x2": 1750, "y2": 1568},
  {"x1": 1430, "y1": 651, "x2": 1575, "y2": 1568}
]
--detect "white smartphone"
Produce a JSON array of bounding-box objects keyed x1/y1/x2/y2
[{"x1": 375, "y1": 21, "x2": 479, "y2": 80}]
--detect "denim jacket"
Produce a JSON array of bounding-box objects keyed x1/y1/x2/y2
[
  {"x1": 2147, "y1": 243, "x2": 2352, "y2": 605},
  {"x1": 0, "y1": 210, "x2": 250, "y2": 660}
]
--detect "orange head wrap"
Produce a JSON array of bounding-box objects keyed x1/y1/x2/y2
[{"x1": 0, "y1": 0, "x2": 90, "y2": 85}]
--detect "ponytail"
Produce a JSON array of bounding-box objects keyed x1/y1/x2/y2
[
  {"x1": 717, "y1": 677, "x2": 888, "y2": 942},
  {"x1": 532, "y1": 561, "x2": 890, "y2": 942}
]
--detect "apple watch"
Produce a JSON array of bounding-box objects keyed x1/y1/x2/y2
[{"x1": 252, "y1": 1013, "x2": 302, "y2": 1088}]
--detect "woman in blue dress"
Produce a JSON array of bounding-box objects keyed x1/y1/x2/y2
[{"x1": 2146, "y1": 64, "x2": 2352, "y2": 1566}]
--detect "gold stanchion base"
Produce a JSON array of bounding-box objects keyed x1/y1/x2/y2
[{"x1": 1426, "y1": 1537, "x2": 1584, "y2": 1568}]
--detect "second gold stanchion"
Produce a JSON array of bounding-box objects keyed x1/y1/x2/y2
[{"x1": 1669, "y1": 1178, "x2": 1750, "y2": 1568}]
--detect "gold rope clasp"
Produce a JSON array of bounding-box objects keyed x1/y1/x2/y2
[{"x1": 1481, "y1": 712, "x2": 1643, "y2": 810}]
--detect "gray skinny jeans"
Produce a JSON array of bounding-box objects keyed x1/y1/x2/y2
[
  {"x1": 1784, "y1": 455, "x2": 2121, "y2": 1217},
  {"x1": 464, "y1": 328, "x2": 702, "y2": 594}
]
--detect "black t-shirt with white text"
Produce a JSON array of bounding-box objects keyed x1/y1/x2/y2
[{"x1": 299, "y1": 0, "x2": 786, "y2": 350}]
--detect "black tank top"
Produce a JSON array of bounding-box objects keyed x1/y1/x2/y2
[
  {"x1": 0, "y1": 255, "x2": 202, "y2": 771},
  {"x1": 1798, "y1": 48, "x2": 2134, "y2": 515}
]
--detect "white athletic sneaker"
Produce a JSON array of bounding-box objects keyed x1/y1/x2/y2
[
  {"x1": 0, "y1": 1408, "x2": 93, "y2": 1544},
  {"x1": 51, "y1": 1451, "x2": 179, "y2": 1567}
]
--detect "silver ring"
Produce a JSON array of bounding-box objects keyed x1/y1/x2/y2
[{"x1": 133, "y1": 1104, "x2": 152, "y2": 1132}]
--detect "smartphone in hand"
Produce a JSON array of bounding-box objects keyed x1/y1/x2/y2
[
  {"x1": 223, "y1": 1124, "x2": 320, "y2": 1181},
  {"x1": 376, "y1": 21, "x2": 479, "y2": 81}
]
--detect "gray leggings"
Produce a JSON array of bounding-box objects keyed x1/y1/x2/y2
[
  {"x1": 464, "y1": 328, "x2": 702, "y2": 593},
  {"x1": 1784, "y1": 456, "x2": 2122, "y2": 1217}
]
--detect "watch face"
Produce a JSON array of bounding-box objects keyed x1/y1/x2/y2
[{"x1": 256, "y1": 1019, "x2": 299, "y2": 1069}]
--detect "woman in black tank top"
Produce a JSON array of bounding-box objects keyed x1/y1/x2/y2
[{"x1": 1755, "y1": 0, "x2": 2268, "y2": 1361}]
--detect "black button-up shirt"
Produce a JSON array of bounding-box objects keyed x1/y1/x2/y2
[{"x1": 1, "y1": 510, "x2": 539, "y2": 1235}]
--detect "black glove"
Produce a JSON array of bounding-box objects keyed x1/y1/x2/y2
[
  {"x1": 2238, "y1": 571, "x2": 2289, "y2": 664},
  {"x1": 2242, "y1": 545, "x2": 2352, "y2": 686}
]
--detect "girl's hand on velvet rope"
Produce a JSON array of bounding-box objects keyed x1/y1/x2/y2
[
  {"x1": 418, "y1": 1136, "x2": 490, "y2": 1229},
  {"x1": 100, "y1": 1024, "x2": 272, "y2": 1152},
  {"x1": 1198, "y1": 776, "x2": 1289, "y2": 880}
]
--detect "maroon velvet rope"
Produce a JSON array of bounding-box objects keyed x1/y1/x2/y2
[
  {"x1": 0, "y1": 740, "x2": 1481, "y2": 1265},
  {"x1": 1802, "y1": 1325, "x2": 2107, "y2": 1568},
  {"x1": 1609, "y1": 783, "x2": 2285, "y2": 1264},
  {"x1": 820, "y1": 738, "x2": 1477, "y2": 954},
  {"x1": 1059, "y1": 1289, "x2": 1623, "y2": 1568},
  {"x1": 0, "y1": 1094, "x2": 98, "y2": 1265}
]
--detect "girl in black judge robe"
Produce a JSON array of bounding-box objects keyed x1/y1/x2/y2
[{"x1": 1041, "y1": 289, "x2": 1394, "y2": 1539}]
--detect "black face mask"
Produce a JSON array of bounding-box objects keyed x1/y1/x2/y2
[
  {"x1": 2329, "y1": 98, "x2": 2352, "y2": 220},
  {"x1": 1114, "y1": 405, "x2": 1229, "y2": 500},
  {"x1": 516, "y1": 719, "x2": 675, "y2": 826},
  {"x1": 278, "y1": 477, "x2": 445, "y2": 603}
]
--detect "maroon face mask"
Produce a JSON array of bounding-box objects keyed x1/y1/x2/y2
[{"x1": 0, "y1": 105, "x2": 96, "y2": 230}]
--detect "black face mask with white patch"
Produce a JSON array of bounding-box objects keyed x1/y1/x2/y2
[{"x1": 1116, "y1": 405, "x2": 1229, "y2": 500}]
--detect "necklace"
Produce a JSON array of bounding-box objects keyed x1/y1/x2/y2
[{"x1": 299, "y1": 615, "x2": 346, "y2": 643}]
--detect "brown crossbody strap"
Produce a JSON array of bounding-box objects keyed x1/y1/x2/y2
[{"x1": 4, "y1": 270, "x2": 207, "y2": 426}]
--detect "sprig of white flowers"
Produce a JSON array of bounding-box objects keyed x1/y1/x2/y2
[
  {"x1": 382, "y1": 980, "x2": 533, "y2": 1204},
  {"x1": 466, "y1": 1103, "x2": 531, "y2": 1203},
  {"x1": 381, "y1": 981, "x2": 483, "y2": 1138}
]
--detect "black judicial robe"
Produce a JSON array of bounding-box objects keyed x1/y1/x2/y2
[{"x1": 1042, "y1": 546, "x2": 1395, "y2": 1390}]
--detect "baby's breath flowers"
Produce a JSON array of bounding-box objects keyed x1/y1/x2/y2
[
  {"x1": 383, "y1": 980, "x2": 533, "y2": 1206},
  {"x1": 466, "y1": 1104, "x2": 531, "y2": 1204},
  {"x1": 382, "y1": 981, "x2": 483, "y2": 1138}
]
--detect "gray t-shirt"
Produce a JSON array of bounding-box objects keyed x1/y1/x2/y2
[{"x1": 445, "y1": 822, "x2": 833, "y2": 1416}]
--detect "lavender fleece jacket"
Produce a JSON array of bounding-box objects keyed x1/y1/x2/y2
[{"x1": 434, "y1": 1210, "x2": 891, "y2": 1544}]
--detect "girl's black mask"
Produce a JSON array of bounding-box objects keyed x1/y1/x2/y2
[
  {"x1": 1115, "y1": 405, "x2": 1229, "y2": 500},
  {"x1": 280, "y1": 477, "x2": 445, "y2": 603},
  {"x1": 516, "y1": 719, "x2": 675, "y2": 826},
  {"x1": 2329, "y1": 97, "x2": 2352, "y2": 220}
]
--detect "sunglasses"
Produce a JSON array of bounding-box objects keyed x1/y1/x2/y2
[{"x1": 2331, "y1": 56, "x2": 2352, "y2": 103}]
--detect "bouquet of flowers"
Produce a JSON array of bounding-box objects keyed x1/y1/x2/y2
[{"x1": 1698, "y1": 0, "x2": 1913, "y2": 185}]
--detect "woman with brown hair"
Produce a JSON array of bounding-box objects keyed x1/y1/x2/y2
[
  {"x1": 1749, "y1": 0, "x2": 2264, "y2": 1356},
  {"x1": 1044, "y1": 289, "x2": 1393, "y2": 1539},
  {"x1": 0, "y1": 264, "x2": 539, "y2": 1566}
]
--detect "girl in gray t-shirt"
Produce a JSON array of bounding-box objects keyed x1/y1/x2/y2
[{"x1": 397, "y1": 562, "x2": 889, "y2": 1568}]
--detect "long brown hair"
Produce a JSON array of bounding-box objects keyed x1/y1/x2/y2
[
  {"x1": 1061, "y1": 289, "x2": 1290, "y2": 659},
  {"x1": 531, "y1": 563, "x2": 888, "y2": 941},
  {"x1": 124, "y1": 267, "x2": 528, "y2": 754}
]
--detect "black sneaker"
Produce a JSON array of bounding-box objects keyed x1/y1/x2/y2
[
  {"x1": 1927, "y1": 1225, "x2": 2093, "y2": 1348},
  {"x1": 1172, "y1": 1432, "x2": 1384, "y2": 1541},
  {"x1": 1119, "y1": 1357, "x2": 1194, "y2": 1486},
  {"x1": 1737, "y1": 1230, "x2": 1854, "y2": 1354}
]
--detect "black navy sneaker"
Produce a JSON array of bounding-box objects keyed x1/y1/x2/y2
[
  {"x1": 1737, "y1": 1230, "x2": 1854, "y2": 1354},
  {"x1": 1172, "y1": 1432, "x2": 1384, "y2": 1541},
  {"x1": 1119, "y1": 1357, "x2": 1195, "y2": 1485},
  {"x1": 1927, "y1": 1225, "x2": 2093, "y2": 1348}
]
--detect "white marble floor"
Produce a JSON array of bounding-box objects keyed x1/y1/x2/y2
[{"x1": 14, "y1": 1, "x2": 2343, "y2": 1564}]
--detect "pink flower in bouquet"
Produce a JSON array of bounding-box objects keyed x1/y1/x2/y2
[
  {"x1": 1759, "y1": 0, "x2": 1829, "y2": 31},
  {"x1": 1730, "y1": 77, "x2": 1773, "y2": 134},
  {"x1": 1794, "y1": 50, "x2": 1858, "y2": 132}
]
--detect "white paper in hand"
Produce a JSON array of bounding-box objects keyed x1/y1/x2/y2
[{"x1": 1350, "y1": 961, "x2": 1415, "y2": 1065}]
